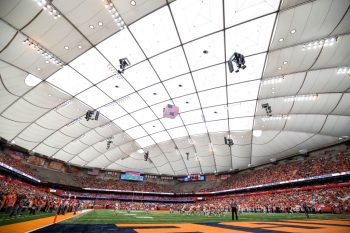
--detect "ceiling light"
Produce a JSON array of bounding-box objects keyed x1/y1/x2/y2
[
  {"x1": 302, "y1": 36, "x2": 337, "y2": 51},
  {"x1": 277, "y1": 67, "x2": 282, "y2": 70},
  {"x1": 48, "y1": 94, "x2": 52, "y2": 97},
  {"x1": 262, "y1": 115, "x2": 291, "y2": 121},
  {"x1": 25, "y1": 74, "x2": 42, "y2": 87},
  {"x1": 89, "y1": 25, "x2": 94, "y2": 29},
  {"x1": 64, "y1": 45, "x2": 69, "y2": 50},
  {"x1": 290, "y1": 29, "x2": 296, "y2": 34},
  {"x1": 23, "y1": 38, "x2": 63, "y2": 66},
  {"x1": 104, "y1": 0, "x2": 126, "y2": 30},
  {"x1": 337, "y1": 67, "x2": 350, "y2": 75},
  {"x1": 45, "y1": 60, "x2": 49, "y2": 64},
  {"x1": 253, "y1": 130, "x2": 262, "y2": 137},
  {"x1": 284, "y1": 94, "x2": 318, "y2": 102},
  {"x1": 130, "y1": 0, "x2": 136, "y2": 6},
  {"x1": 261, "y1": 77, "x2": 283, "y2": 86},
  {"x1": 98, "y1": 21, "x2": 103, "y2": 26},
  {"x1": 137, "y1": 149, "x2": 144, "y2": 153},
  {"x1": 77, "y1": 45, "x2": 82, "y2": 49},
  {"x1": 283, "y1": 61, "x2": 288, "y2": 65},
  {"x1": 34, "y1": 0, "x2": 61, "y2": 19},
  {"x1": 279, "y1": 38, "x2": 284, "y2": 42},
  {"x1": 37, "y1": 67, "x2": 41, "y2": 71}
]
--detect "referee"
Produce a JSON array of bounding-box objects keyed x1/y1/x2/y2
[{"x1": 231, "y1": 200, "x2": 238, "y2": 221}]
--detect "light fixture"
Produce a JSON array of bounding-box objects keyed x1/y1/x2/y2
[
  {"x1": 228, "y1": 52, "x2": 246, "y2": 73},
  {"x1": 261, "y1": 115, "x2": 291, "y2": 121},
  {"x1": 25, "y1": 74, "x2": 42, "y2": 87},
  {"x1": 37, "y1": 67, "x2": 41, "y2": 71},
  {"x1": 302, "y1": 36, "x2": 337, "y2": 51},
  {"x1": 130, "y1": 0, "x2": 136, "y2": 6},
  {"x1": 209, "y1": 142, "x2": 213, "y2": 151},
  {"x1": 277, "y1": 67, "x2": 282, "y2": 70},
  {"x1": 98, "y1": 21, "x2": 103, "y2": 27},
  {"x1": 106, "y1": 139, "x2": 113, "y2": 150},
  {"x1": 284, "y1": 94, "x2": 318, "y2": 102},
  {"x1": 85, "y1": 110, "x2": 100, "y2": 121},
  {"x1": 337, "y1": 67, "x2": 350, "y2": 75},
  {"x1": 105, "y1": 96, "x2": 130, "y2": 108},
  {"x1": 77, "y1": 45, "x2": 82, "y2": 49},
  {"x1": 144, "y1": 151, "x2": 149, "y2": 161},
  {"x1": 137, "y1": 149, "x2": 144, "y2": 153},
  {"x1": 253, "y1": 130, "x2": 262, "y2": 137},
  {"x1": 64, "y1": 45, "x2": 69, "y2": 50},
  {"x1": 283, "y1": 61, "x2": 288, "y2": 65},
  {"x1": 45, "y1": 60, "x2": 49, "y2": 64},
  {"x1": 290, "y1": 29, "x2": 296, "y2": 34},
  {"x1": 279, "y1": 38, "x2": 284, "y2": 42},
  {"x1": 224, "y1": 137, "x2": 234, "y2": 147},
  {"x1": 104, "y1": 0, "x2": 126, "y2": 30},
  {"x1": 117, "y1": 57, "x2": 130, "y2": 74},
  {"x1": 89, "y1": 25, "x2": 94, "y2": 29},
  {"x1": 261, "y1": 103, "x2": 272, "y2": 117},
  {"x1": 23, "y1": 38, "x2": 64, "y2": 66},
  {"x1": 34, "y1": 0, "x2": 61, "y2": 19},
  {"x1": 261, "y1": 77, "x2": 283, "y2": 86}
]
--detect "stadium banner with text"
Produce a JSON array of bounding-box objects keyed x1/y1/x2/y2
[{"x1": 0, "y1": 162, "x2": 41, "y2": 182}]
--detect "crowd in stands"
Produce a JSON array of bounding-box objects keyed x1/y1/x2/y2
[
  {"x1": 62, "y1": 191, "x2": 192, "y2": 201},
  {"x1": 0, "y1": 151, "x2": 38, "y2": 178},
  {"x1": 205, "y1": 186, "x2": 350, "y2": 214},
  {"x1": 77, "y1": 185, "x2": 350, "y2": 214},
  {"x1": 0, "y1": 146, "x2": 349, "y2": 194},
  {"x1": 0, "y1": 177, "x2": 82, "y2": 217},
  {"x1": 200, "y1": 151, "x2": 350, "y2": 192},
  {"x1": 73, "y1": 176, "x2": 174, "y2": 193}
]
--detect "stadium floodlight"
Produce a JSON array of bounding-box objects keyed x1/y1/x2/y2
[
  {"x1": 228, "y1": 52, "x2": 246, "y2": 73},
  {"x1": 224, "y1": 137, "x2": 234, "y2": 147},
  {"x1": 144, "y1": 151, "x2": 149, "y2": 161},
  {"x1": 117, "y1": 58, "x2": 130, "y2": 74},
  {"x1": 85, "y1": 110, "x2": 100, "y2": 121},
  {"x1": 261, "y1": 103, "x2": 272, "y2": 117},
  {"x1": 106, "y1": 139, "x2": 113, "y2": 150}
]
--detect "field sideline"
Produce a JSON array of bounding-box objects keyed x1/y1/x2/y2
[{"x1": 61, "y1": 209, "x2": 350, "y2": 224}]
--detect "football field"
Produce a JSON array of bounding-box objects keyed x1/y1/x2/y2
[
  {"x1": 62, "y1": 209, "x2": 350, "y2": 224},
  {"x1": 1, "y1": 210, "x2": 350, "y2": 232}
]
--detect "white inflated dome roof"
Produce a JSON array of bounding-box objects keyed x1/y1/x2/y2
[{"x1": 0, "y1": 0, "x2": 349, "y2": 176}]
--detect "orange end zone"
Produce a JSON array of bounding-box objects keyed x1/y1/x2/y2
[{"x1": 0, "y1": 212, "x2": 80, "y2": 233}]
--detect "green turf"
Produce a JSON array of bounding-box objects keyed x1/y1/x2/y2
[
  {"x1": 62, "y1": 209, "x2": 350, "y2": 224},
  {"x1": 0, "y1": 211, "x2": 55, "y2": 226}
]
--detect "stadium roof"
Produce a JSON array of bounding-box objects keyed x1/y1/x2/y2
[{"x1": 0, "y1": 0, "x2": 349, "y2": 176}]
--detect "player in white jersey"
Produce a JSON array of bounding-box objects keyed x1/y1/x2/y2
[{"x1": 114, "y1": 202, "x2": 119, "y2": 215}]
